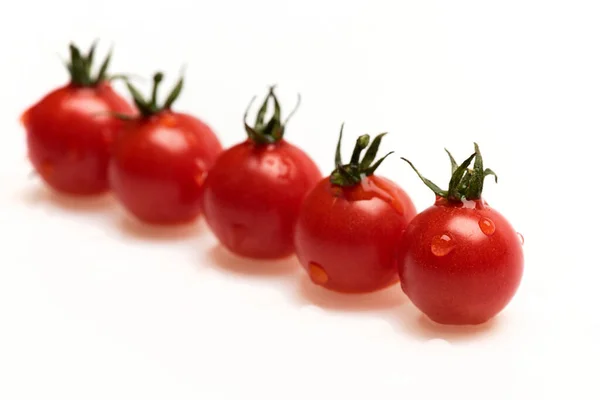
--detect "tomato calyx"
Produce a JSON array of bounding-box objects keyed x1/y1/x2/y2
[
  {"x1": 329, "y1": 123, "x2": 394, "y2": 187},
  {"x1": 402, "y1": 143, "x2": 498, "y2": 202},
  {"x1": 125, "y1": 72, "x2": 184, "y2": 118},
  {"x1": 66, "y1": 42, "x2": 114, "y2": 87},
  {"x1": 243, "y1": 86, "x2": 300, "y2": 145}
]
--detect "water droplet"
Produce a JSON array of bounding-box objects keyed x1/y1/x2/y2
[
  {"x1": 517, "y1": 232, "x2": 525, "y2": 245},
  {"x1": 478, "y1": 217, "x2": 496, "y2": 236},
  {"x1": 431, "y1": 234, "x2": 455, "y2": 257},
  {"x1": 308, "y1": 262, "x2": 328, "y2": 285},
  {"x1": 360, "y1": 177, "x2": 405, "y2": 215}
]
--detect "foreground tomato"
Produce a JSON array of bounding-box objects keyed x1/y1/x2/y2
[
  {"x1": 21, "y1": 43, "x2": 134, "y2": 195},
  {"x1": 294, "y1": 126, "x2": 416, "y2": 293},
  {"x1": 203, "y1": 87, "x2": 321, "y2": 259},
  {"x1": 398, "y1": 144, "x2": 524, "y2": 325},
  {"x1": 109, "y1": 73, "x2": 222, "y2": 224}
]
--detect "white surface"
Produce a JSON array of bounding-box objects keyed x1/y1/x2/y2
[{"x1": 1, "y1": 1, "x2": 598, "y2": 399}]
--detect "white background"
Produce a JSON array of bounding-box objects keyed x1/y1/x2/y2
[{"x1": 1, "y1": 0, "x2": 598, "y2": 399}]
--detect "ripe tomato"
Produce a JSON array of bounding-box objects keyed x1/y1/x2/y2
[
  {"x1": 21, "y1": 43, "x2": 134, "y2": 195},
  {"x1": 294, "y1": 125, "x2": 416, "y2": 293},
  {"x1": 202, "y1": 87, "x2": 321, "y2": 259},
  {"x1": 398, "y1": 144, "x2": 524, "y2": 325},
  {"x1": 109, "y1": 73, "x2": 222, "y2": 224}
]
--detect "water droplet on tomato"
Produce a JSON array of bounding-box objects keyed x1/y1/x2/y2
[
  {"x1": 430, "y1": 234, "x2": 455, "y2": 257},
  {"x1": 461, "y1": 199, "x2": 478, "y2": 209},
  {"x1": 360, "y1": 177, "x2": 405, "y2": 215},
  {"x1": 478, "y1": 217, "x2": 495, "y2": 236},
  {"x1": 308, "y1": 262, "x2": 329, "y2": 285},
  {"x1": 517, "y1": 232, "x2": 525, "y2": 245}
]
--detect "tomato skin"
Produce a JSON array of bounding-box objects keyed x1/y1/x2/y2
[
  {"x1": 294, "y1": 176, "x2": 417, "y2": 293},
  {"x1": 203, "y1": 140, "x2": 321, "y2": 259},
  {"x1": 397, "y1": 198, "x2": 524, "y2": 325},
  {"x1": 109, "y1": 111, "x2": 222, "y2": 224},
  {"x1": 23, "y1": 83, "x2": 134, "y2": 195}
]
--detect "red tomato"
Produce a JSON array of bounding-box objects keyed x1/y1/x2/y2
[
  {"x1": 109, "y1": 73, "x2": 222, "y2": 224},
  {"x1": 203, "y1": 87, "x2": 321, "y2": 259},
  {"x1": 22, "y1": 43, "x2": 134, "y2": 195},
  {"x1": 294, "y1": 125, "x2": 416, "y2": 293},
  {"x1": 398, "y1": 144, "x2": 524, "y2": 325}
]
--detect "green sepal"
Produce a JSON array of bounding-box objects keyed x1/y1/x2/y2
[
  {"x1": 329, "y1": 124, "x2": 393, "y2": 187},
  {"x1": 444, "y1": 148, "x2": 459, "y2": 173},
  {"x1": 125, "y1": 72, "x2": 184, "y2": 117},
  {"x1": 401, "y1": 157, "x2": 448, "y2": 198},
  {"x1": 402, "y1": 142, "x2": 498, "y2": 202},
  {"x1": 244, "y1": 86, "x2": 300, "y2": 145},
  {"x1": 66, "y1": 42, "x2": 112, "y2": 87}
]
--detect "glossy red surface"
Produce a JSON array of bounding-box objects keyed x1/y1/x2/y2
[
  {"x1": 203, "y1": 140, "x2": 321, "y2": 259},
  {"x1": 22, "y1": 83, "x2": 134, "y2": 195},
  {"x1": 109, "y1": 111, "x2": 222, "y2": 224},
  {"x1": 397, "y1": 198, "x2": 524, "y2": 325},
  {"x1": 294, "y1": 175, "x2": 417, "y2": 293}
]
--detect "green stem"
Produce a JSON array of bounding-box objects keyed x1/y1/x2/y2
[
  {"x1": 151, "y1": 73, "x2": 164, "y2": 109},
  {"x1": 402, "y1": 143, "x2": 498, "y2": 202},
  {"x1": 125, "y1": 71, "x2": 185, "y2": 117},
  {"x1": 65, "y1": 42, "x2": 113, "y2": 87},
  {"x1": 244, "y1": 86, "x2": 299, "y2": 145},
  {"x1": 330, "y1": 124, "x2": 393, "y2": 187}
]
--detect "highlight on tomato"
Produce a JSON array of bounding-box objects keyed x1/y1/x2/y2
[
  {"x1": 398, "y1": 144, "x2": 524, "y2": 325},
  {"x1": 109, "y1": 72, "x2": 222, "y2": 225},
  {"x1": 21, "y1": 42, "x2": 134, "y2": 195},
  {"x1": 294, "y1": 125, "x2": 416, "y2": 293},
  {"x1": 202, "y1": 86, "x2": 321, "y2": 259}
]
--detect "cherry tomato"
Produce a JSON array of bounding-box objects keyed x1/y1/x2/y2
[
  {"x1": 398, "y1": 144, "x2": 524, "y2": 325},
  {"x1": 203, "y1": 87, "x2": 321, "y2": 259},
  {"x1": 294, "y1": 125, "x2": 416, "y2": 293},
  {"x1": 21, "y1": 43, "x2": 134, "y2": 195},
  {"x1": 109, "y1": 73, "x2": 222, "y2": 225}
]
